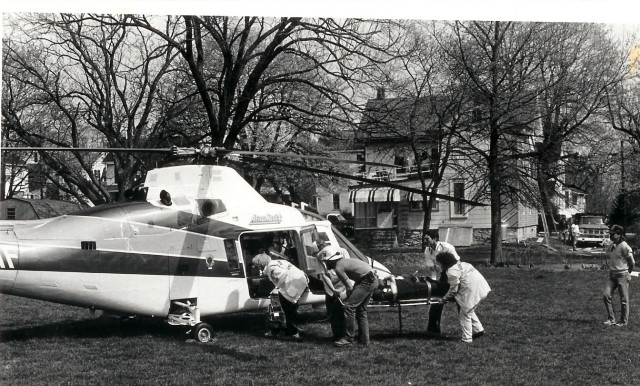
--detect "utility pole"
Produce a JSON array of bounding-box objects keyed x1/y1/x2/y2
[
  {"x1": 620, "y1": 139, "x2": 626, "y2": 227},
  {"x1": 620, "y1": 139, "x2": 625, "y2": 192}
]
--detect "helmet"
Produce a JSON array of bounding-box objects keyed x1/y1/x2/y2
[{"x1": 319, "y1": 244, "x2": 342, "y2": 261}]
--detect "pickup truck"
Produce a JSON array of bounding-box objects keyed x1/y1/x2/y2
[{"x1": 574, "y1": 214, "x2": 609, "y2": 245}]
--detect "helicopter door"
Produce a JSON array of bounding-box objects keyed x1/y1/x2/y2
[
  {"x1": 298, "y1": 226, "x2": 325, "y2": 294},
  {"x1": 240, "y1": 229, "x2": 324, "y2": 299}
]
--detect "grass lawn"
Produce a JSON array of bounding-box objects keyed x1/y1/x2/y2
[{"x1": 2, "y1": 241, "x2": 639, "y2": 385}]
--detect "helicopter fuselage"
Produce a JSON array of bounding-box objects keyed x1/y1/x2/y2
[{"x1": 0, "y1": 200, "x2": 326, "y2": 317}]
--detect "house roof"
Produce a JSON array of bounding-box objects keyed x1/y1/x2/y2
[
  {"x1": 358, "y1": 97, "x2": 443, "y2": 142},
  {"x1": 9, "y1": 198, "x2": 83, "y2": 218}
]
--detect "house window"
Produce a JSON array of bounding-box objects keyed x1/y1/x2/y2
[
  {"x1": 452, "y1": 181, "x2": 466, "y2": 216},
  {"x1": 7, "y1": 208, "x2": 16, "y2": 220},
  {"x1": 354, "y1": 202, "x2": 377, "y2": 228},
  {"x1": 357, "y1": 153, "x2": 366, "y2": 173},
  {"x1": 93, "y1": 170, "x2": 101, "y2": 179},
  {"x1": 394, "y1": 156, "x2": 406, "y2": 173},
  {"x1": 410, "y1": 201, "x2": 439, "y2": 212},
  {"x1": 377, "y1": 202, "x2": 392, "y2": 213},
  {"x1": 472, "y1": 108, "x2": 483, "y2": 123},
  {"x1": 332, "y1": 194, "x2": 340, "y2": 211},
  {"x1": 572, "y1": 194, "x2": 578, "y2": 206}
]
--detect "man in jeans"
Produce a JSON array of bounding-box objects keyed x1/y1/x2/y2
[
  {"x1": 603, "y1": 225, "x2": 635, "y2": 327},
  {"x1": 321, "y1": 255, "x2": 377, "y2": 347}
]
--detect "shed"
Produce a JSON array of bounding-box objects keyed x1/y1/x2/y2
[{"x1": 0, "y1": 198, "x2": 83, "y2": 220}]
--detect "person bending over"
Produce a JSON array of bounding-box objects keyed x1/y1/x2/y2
[
  {"x1": 436, "y1": 251, "x2": 491, "y2": 343},
  {"x1": 321, "y1": 254, "x2": 377, "y2": 348},
  {"x1": 252, "y1": 253, "x2": 309, "y2": 341}
]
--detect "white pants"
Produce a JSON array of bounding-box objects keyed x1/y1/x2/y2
[{"x1": 459, "y1": 304, "x2": 483, "y2": 342}]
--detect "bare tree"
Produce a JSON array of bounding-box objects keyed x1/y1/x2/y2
[
  {"x1": 2, "y1": 13, "x2": 180, "y2": 204},
  {"x1": 359, "y1": 20, "x2": 476, "y2": 248},
  {"x1": 435, "y1": 21, "x2": 553, "y2": 264},
  {"x1": 110, "y1": 16, "x2": 398, "y2": 194},
  {"x1": 533, "y1": 24, "x2": 628, "y2": 224}
]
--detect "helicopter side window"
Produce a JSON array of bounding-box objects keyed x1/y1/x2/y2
[{"x1": 224, "y1": 239, "x2": 241, "y2": 273}]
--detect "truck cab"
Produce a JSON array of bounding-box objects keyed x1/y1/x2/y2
[{"x1": 575, "y1": 214, "x2": 609, "y2": 245}]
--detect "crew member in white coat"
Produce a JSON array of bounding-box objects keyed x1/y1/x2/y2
[
  {"x1": 252, "y1": 253, "x2": 309, "y2": 340},
  {"x1": 436, "y1": 251, "x2": 491, "y2": 343}
]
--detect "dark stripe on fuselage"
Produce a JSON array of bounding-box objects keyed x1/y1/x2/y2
[
  {"x1": 17, "y1": 247, "x2": 245, "y2": 278},
  {"x1": 70, "y1": 200, "x2": 250, "y2": 239}
]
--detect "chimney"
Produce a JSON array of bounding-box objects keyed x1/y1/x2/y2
[{"x1": 376, "y1": 87, "x2": 385, "y2": 99}]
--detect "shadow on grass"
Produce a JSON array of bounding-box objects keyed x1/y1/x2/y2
[
  {"x1": 372, "y1": 330, "x2": 457, "y2": 342},
  {"x1": 0, "y1": 315, "x2": 178, "y2": 342},
  {"x1": 0, "y1": 308, "x2": 331, "y2": 343}
]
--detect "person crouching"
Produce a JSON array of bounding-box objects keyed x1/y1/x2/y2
[{"x1": 436, "y1": 251, "x2": 491, "y2": 343}]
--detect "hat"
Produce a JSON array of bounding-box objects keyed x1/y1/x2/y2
[{"x1": 610, "y1": 225, "x2": 625, "y2": 235}]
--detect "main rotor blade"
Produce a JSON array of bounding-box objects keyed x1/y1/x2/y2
[
  {"x1": 0, "y1": 147, "x2": 173, "y2": 153},
  {"x1": 239, "y1": 156, "x2": 487, "y2": 207},
  {"x1": 1, "y1": 146, "x2": 395, "y2": 168},
  {"x1": 218, "y1": 149, "x2": 397, "y2": 168}
]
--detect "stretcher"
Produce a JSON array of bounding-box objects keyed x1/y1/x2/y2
[{"x1": 368, "y1": 277, "x2": 442, "y2": 334}]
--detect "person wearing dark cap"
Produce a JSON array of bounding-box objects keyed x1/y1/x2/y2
[{"x1": 603, "y1": 224, "x2": 635, "y2": 327}]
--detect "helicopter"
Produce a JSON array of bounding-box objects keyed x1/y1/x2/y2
[{"x1": 0, "y1": 146, "x2": 484, "y2": 342}]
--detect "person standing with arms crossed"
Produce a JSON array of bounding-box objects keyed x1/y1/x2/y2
[{"x1": 603, "y1": 225, "x2": 635, "y2": 327}]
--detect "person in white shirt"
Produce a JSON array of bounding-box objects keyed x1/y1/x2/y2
[
  {"x1": 436, "y1": 251, "x2": 491, "y2": 343},
  {"x1": 570, "y1": 222, "x2": 580, "y2": 251},
  {"x1": 602, "y1": 225, "x2": 635, "y2": 326},
  {"x1": 423, "y1": 230, "x2": 460, "y2": 334}
]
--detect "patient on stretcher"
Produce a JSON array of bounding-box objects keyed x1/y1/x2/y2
[{"x1": 372, "y1": 272, "x2": 436, "y2": 303}]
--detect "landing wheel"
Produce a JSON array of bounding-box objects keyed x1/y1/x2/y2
[{"x1": 192, "y1": 322, "x2": 214, "y2": 343}]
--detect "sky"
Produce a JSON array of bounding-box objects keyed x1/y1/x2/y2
[{"x1": 0, "y1": 0, "x2": 638, "y2": 24}]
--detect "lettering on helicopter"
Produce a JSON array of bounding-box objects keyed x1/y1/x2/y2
[{"x1": 249, "y1": 213, "x2": 283, "y2": 225}]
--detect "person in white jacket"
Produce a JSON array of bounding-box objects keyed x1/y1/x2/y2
[
  {"x1": 436, "y1": 251, "x2": 491, "y2": 343},
  {"x1": 252, "y1": 253, "x2": 309, "y2": 340}
]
